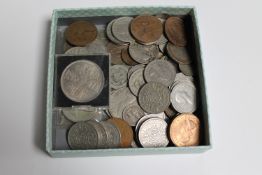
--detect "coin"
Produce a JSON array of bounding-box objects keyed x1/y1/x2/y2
[
  {"x1": 130, "y1": 15, "x2": 163, "y2": 44},
  {"x1": 108, "y1": 118, "x2": 133, "y2": 148},
  {"x1": 63, "y1": 41, "x2": 73, "y2": 53},
  {"x1": 60, "y1": 60, "x2": 105, "y2": 103},
  {"x1": 122, "y1": 101, "x2": 144, "y2": 126},
  {"x1": 109, "y1": 87, "x2": 136, "y2": 118},
  {"x1": 62, "y1": 107, "x2": 103, "y2": 122},
  {"x1": 100, "y1": 121, "x2": 121, "y2": 148},
  {"x1": 110, "y1": 65, "x2": 129, "y2": 89},
  {"x1": 65, "y1": 47, "x2": 90, "y2": 55},
  {"x1": 107, "y1": 42, "x2": 126, "y2": 65},
  {"x1": 129, "y1": 43, "x2": 159, "y2": 64},
  {"x1": 138, "y1": 82, "x2": 170, "y2": 114},
  {"x1": 167, "y1": 43, "x2": 191, "y2": 64},
  {"x1": 144, "y1": 59, "x2": 177, "y2": 87},
  {"x1": 65, "y1": 21, "x2": 97, "y2": 46},
  {"x1": 111, "y1": 17, "x2": 134, "y2": 43},
  {"x1": 179, "y1": 64, "x2": 194, "y2": 76},
  {"x1": 128, "y1": 67, "x2": 146, "y2": 96},
  {"x1": 67, "y1": 121, "x2": 98, "y2": 149},
  {"x1": 121, "y1": 47, "x2": 138, "y2": 66},
  {"x1": 170, "y1": 81, "x2": 197, "y2": 113},
  {"x1": 87, "y1": 120, "x2": 107, "y2": 148},
  {"x1": 165, "y1": 17, "x2": 187, "y2": 46},
  {"x1": 169, "y1": 113, "x2": 200, "y2": 147},
  {"x1": 127, "y1": 64, "x2": 145, "y2": 79},
  {"x1": 53, "y1": 109, "x2": 73, "y2": 129},
  {"x1": 138, "y1": 118, "x2": 169, "y2": 148},
  {"x1": 106, "y1": 19, "x2": 125, "y2": 45}
]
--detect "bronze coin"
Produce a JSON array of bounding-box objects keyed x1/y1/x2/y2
[
  {"x1": 130, "y1": 15, "x2": 163, "y2": 44},
  {"x1": 65, "y1": 21, "x2": 97, "y2": 46},
  {"x1": 165, "y1": 17, "x2": 187, "y2": 46},
  {"x1": 166, "y1": 42, "x2": 191, "y2": 64},
  {"x1": 121, "y1": 47, "x2": 138, "y2": 66},
  {"x1": 169, "y1": 113, "x2": 200, "y2": 147},
  {"x1": 107, "y1": 42, "x2": 127, "y2": 65},
  {"x1": 108, "y1": 118, "x2": 133, "y2": 148}
]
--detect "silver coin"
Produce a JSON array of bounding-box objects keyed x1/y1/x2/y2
[
  {"x1": 138, "y1": 82, "x2": 170, "y2": 114},
  {"x1": 128, "y1": 67, "x2": 146, "y2": 96},
  {"x1": 60, "y1": 60, "x2": 105, "y2": 103},
  {"x1": 100, "y1": 121, "x2": 121, "y2": 148},
  {"x1": 110, "y1": 65, "x2": 129, "y2": 89},
  {"x1": 170, "y1": 72, "x2": 194, "y2": 89},
  {"x1": 111, "y1": 17, "x2": 134, "y2": 43},
  {"x1": 106, "y1": 19, "x2": 125, "y2": 45},
  {"x1": 170, "y1": 81, "x2": 197, "y2": 113},
  {"x1": 68, "y1": 122, "x2": 98, "y2": 149},
  {"x1": 122, "y1": 101, "x2": 145, "y2": 126},
  {"x1": 53, "y1": 109, "x2": 74, "y2": 129},
  {"x1": 87, "y1": 120, "x2": 107, "y2": 148},
  {"x1": 144, "y1": 59, "x2": 176, "y2": 87},
  {"x1": 109, "y1": 87, "x2": 136, "y2": 118},
  {"x1": 127, "y1": 64, "x2": 145, "y2": 79},
  {"x1": 138, "y1": 118, "x2": 169, "y2": 148},
  {"x1": 129, "y1": 43, "x2": 159, "y2": 64},
  {"x1": 179, "y1": 64, "x2": 194, "y2": 76}
]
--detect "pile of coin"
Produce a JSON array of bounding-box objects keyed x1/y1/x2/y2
[{"x1": 55, "y1": 14, "x2": 201, "y2": 150}]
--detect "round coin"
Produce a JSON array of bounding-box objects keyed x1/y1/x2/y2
[
  {"x1": 144, "y1": 59, "x2": 177, "y2": 87},
  {"x1": 127, "y1": 64, "x2": 145, "y2": 79},
  {"x1": 169, "y1": 113, "x2": 200, "y2": 147},
  {"x1": 65, "y1": 47, "x2": 90, "y2": 55},
  {"x1": 106, "y1": 19, "x2": 125, "y2": 45},
  {"x1": 110, "y1": 65, "x2": 129, "y2": 89},
  {"x1": 112, "y1": 17, "x2": 134, "y2": 43},
  {"x1": 138, "y1": 118, "x2": 169, "y2": 148},
  {"x1": 130, "y1": 15, "x2": 163, "y2": 44},
  {"x1": 60, "y1": 60, "x2": 105, "y2": 103},
  {"x1": 65, "y1": 21, "x2": 97, "y2": 46},
  {"x1": 100, "y1": 121, "x2": 121, "y2": 148},
  {"x1": 107, "y1": 42, "x2": 126, "y2": 65},
  {"x1": 62, "y1": 108, "x2": 101, "y2": 122},
  {"x1": 138, "y1": 82, "x2": 171, "y2": 114},
  {"x1": 167, "y1": 43, "x2": 191, "y2": 64},
  {"x1": 128, "y1": 67, "x2": 146, "y2": 96},
  {"x1": 165, "y1": 17, "x2": 187, "y2": 46},
  {"x1": 122, "y1": 101, "x2": 145, "y2": 126},
  {"x1": 87, "y1": 120, "x2": 107, "y2": 148},
  {"x1": 129, "y1": 43, "x2": 159, "y2": 64},
  {"x1": 121, "y1": 47, "x2": 138, "y2": 66}
]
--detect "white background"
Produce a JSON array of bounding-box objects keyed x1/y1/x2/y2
[{"x1": 0, "y1": 0, "x2": 262, "y2": 175}]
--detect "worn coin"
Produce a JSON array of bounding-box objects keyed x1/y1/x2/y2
[
  {"x1": 109, "y1": 87, "x2": 136, "y2": 118},
  {"x1": 169, "y1": 113, "x2": 200, "y2": 147},
  {"x1": 170, "y1": 81, "x2": 197, "y2": 113},
  {"x1": 87, "y1": 120, "x2": 107, "y2": 148},
  {"x1": 100, "y1": 121, "x2": 121, "y2": 148},
  {"x1": 167, "y1": 43, "x2": 191, "y2": 64},
  {"x1": 65, "y1": 21, "x2": 97, "y2": 46},
  {"x1": 106, "y1": 19, "x2": 125, "y2": 45},
  {"x1": 130, "y1": 15, "x2": 163, "y2": 44},
  {"x1": 107, "y1": 42, "x2": 126, "y2": 65},
  {"x1": 110, "y1": 65, "x2": 129, "y2": 89},
  {"x1": 67, "y1": 121, "x2": 98, "y2": 149},
  {"x1": 138, "y1": 118, "x2": 169, "y2": 148},
  {"x1": 112, "y1": 17, "x2": 134, "y2": 43},
  {"x1": 179, "y1": 64, "x2": 194, "y2": 76},
  {"x1": 60, "y1": 60, "x2": 105, "y2": 103},
  {"x1": 122, "y1": 101, "x2": 145, "y2": 126},
  {"x1": 108, "y1": 118, "x2": 133, "y2": 148},
  {"x1": 138, "y1": 82, "x2": 170, "y2": 114},
  {"x1": 121, "y1": 47, "x2": 138, "y2": 66},
  {"x1": 165, "y1": 17, "x2": 187, "y2": 46},
  {"x1": 144, "y1": 59, "x2": 176, "y2": 87},
  {"x1": 129, "y1": 43, "x2": 159, "y2": 64},
  {"x1": 127, "y1": 64, "x2": 145, "y2": 79},
  {"x1": 128, "y1": 67, "x2": 146, "y2": 96}
]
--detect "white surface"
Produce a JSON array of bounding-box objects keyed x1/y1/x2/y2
[{"x1": 0, "y1": 0, "x2": 262, "y2": 174}]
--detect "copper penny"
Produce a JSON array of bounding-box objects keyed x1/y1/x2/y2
[
  {"x1": 169, "y1": 113, "x2": 200, "y2": 147},
  {"x1": 130, "y1": 15, "x2": 163, "y2": 44},
  {"x1": 167, "y1": 42, "x2": 191, "y2": 64},
  {"x1": 107, "y1": 42, "x2": 126, "y2": 65},
  {"x1": 108, "y1": 118, "x2": 133, "y2": 148},
  {"x1": 165, "y1": 17, "x2": 187, "y2": 46},
  {"x1": 65, "y1": 21, "x2": 97, "y2": 46},
  {"x1": 121, "y1": 47, "x2": 138, "y2": 66}
]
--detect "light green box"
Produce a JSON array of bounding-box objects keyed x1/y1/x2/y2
[{"x1": 46, "y1": 6, "x2": 211, "y2": 157}]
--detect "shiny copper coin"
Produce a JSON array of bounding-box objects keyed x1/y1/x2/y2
[
  {"x1": 167, "y1": 42, "x2": 191, "y2": 64},
  {"x1": 121, "y1": 47, "x2": 138, "y2": 66},
  {"x1": 108, "y1": 118, "x2": 133, "y2": 148},
  {"x1": 165, "y1": 17, "x2": 187, "y2": 46},
  {"x1": 169, "y1": 113, "x2": 200, "y2": 147},
  {"x1": 107, "y1": 42, "x2": 126, "y2": 65},
  {"x1": 65, "y1": 21, "x2": 97, "y2": 46},
  {"x1": 130, "y1": 15, "x2": 163, "y2": 44}
]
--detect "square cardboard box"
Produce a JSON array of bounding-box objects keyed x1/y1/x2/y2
[{"x1": 46, "y1": 6, "x2": 211, "y2": 157}]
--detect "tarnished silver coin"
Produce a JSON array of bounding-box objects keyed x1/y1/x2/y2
[
  {"x1": 112, "y1": 17, "x2": 134, "y2": 43},
  {"x1": 179, "y1": 64, "x2": 194, "y2": 76},
  {"x1": 128, "y1": 67, "x2": 146, "y2": 96},
  {"x1": 100, "y1": 121, "x2": 121, "y2": 148},
  {"x1": 68, "y1": 121, "x2": 98, "y2": 149},
  {"x1": 87, "y1": 120, "x2": 107, "y2": 148},
  {"x1": 138, "y1": 82, "x2": 170, "y2": 114},
  {"x1": 129, "y1": 43, "x2": 159, "y2": 64},
  {"x1": 109, "y1": 87, "x2": 136, "y2": 118},
  {"x1": 110, "y1": 65, "x2": 129, "y2": 89},
  {"x1": 170, "y1": 81, "x2": 197, "y2": 113},
  {"x1": 53, "y1": 109, "x2": 73, "y2": 129},
  {"x1": 106, "y1": 19, "x2": 125, "y2": 45},
  {"x1": 144, "y1": 59, "x2": 176, "y2": 87},
  {"x1": 60, "y1": 60, "x2": 105, "y2": 103},
  {"x1": 122, "y1": 101, "x2": 145, "y2": 126},
  {"x1": 127, "y1": 64, "x2": 145, "y2": 79},
  {"x1": 138, "y1": 118, "x2": 169, "y2": 148}
]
